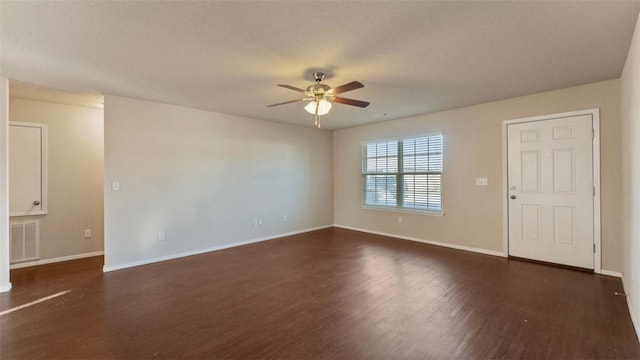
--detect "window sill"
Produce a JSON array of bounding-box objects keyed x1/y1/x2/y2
[{"x1": 361, "y1": 205, "x2": 445, "y2": 217}]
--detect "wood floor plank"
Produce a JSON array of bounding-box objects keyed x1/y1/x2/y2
[{"x1": 1, "y1": 227, "x2": 638, "y2": 359}]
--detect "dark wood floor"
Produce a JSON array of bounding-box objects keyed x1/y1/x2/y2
[{"x1": 1, "y1": 227, "x2": 638, "y2": 359}]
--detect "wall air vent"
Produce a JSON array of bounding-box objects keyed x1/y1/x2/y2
[{"x1": 10, "y1": 220, "x2": 39, "y2": 263}]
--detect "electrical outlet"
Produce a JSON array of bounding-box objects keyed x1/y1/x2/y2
[
  {"x1": 258, "y1": 218, "x2": 263, "y2": 225},
  {"x1": 283, "y1": 215, "x2": 288, "y2": 222},
  {"x1": 111, "y1": 181, "x2": 120, "y2": 191},
  {"x1": 253, "y1": 219, "x2": 259, "y2": 226},
  {"x1": 475, "y1": 178, "x2": 488, "y2": 186},
  {"x1": 84, "y1": 229, "x2": 91, "y2": 238},
  {"x1": 158, "y1": 232, "x2": 166, "y2": 241}
]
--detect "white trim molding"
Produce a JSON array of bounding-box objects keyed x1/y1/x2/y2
[
  {"x1": 600, "y1": 269, "x2": 623, "y2": 278},
  {"x1": 103, "y1": 225, "x2": 333, "y2": 272},
  {"x1": 334, "y1": 224, "x2": 506, "y2": 257},
  {"x1": 501, "y1": 108, "x2": 602, "y2": 273},
  {"x1": 9, "y1": 251, "x2": 104, "y2": 269},
  {"x1": 0, "y1": 77, "x2": 11, "y2": 293}
]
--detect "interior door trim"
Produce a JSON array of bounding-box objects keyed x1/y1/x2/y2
[{"x1": 501, "y1": 108, "x2": 601, "y2": 274}]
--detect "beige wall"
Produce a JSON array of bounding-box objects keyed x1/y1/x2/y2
[
  {"x1": 9, "y1": 98, "x2": 104, "y2": 261},
  {"x1": 334, "y1": 79, "x2": 622, "y2": 271},
  {"x1": 103, "y1": 95, "x2": 333, "y2": 270},
  {"x1": 621, "y1": 13, "x2": 640, "y2": 335}
]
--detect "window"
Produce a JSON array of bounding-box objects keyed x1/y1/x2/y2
[{"x1": 362, "y1": 134, "x2": 443, "y2": 213}]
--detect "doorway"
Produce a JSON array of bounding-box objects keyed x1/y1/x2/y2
[
  {"x1": 502, "y1": 109, "x2": 601, "y2": 271},
  {"x1": 7, "y1": 81, "x2": 104, "y2": 270}
]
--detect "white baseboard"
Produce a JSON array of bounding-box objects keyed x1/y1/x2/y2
[
  {"x1": 333, "y1": 224, "x2": 506, "y2": 258},
  {"x1": 0, "y1": 283, "x2": 11, "y2": 293},
  {"x1": 10, "y1": 251, "x2": 104, "y2": 270},
  {"x1": 621, "y1": 275, "x2": 640, "y2": 344},
  {"x1": 600, "y1": 269, "x2": 623, "y2": 277},
  {"x1": 103, "y1": 225, "x2": 333, "y2": 273}
]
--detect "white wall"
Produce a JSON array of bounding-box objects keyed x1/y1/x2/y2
[
  {"x1": 9, "y1": 98, "x2": 104, "y2": 264},
  {"x1": 0, "y1": 78, "x2": 11, "y2": 292},
  {"x1": 621, "y1": 12, "x2": 640, "y2": 338},
  {"x1": 103, "y1": 95, "x2": 333, "y2": 270},
  {"x1": 334, "y1": 79, "x2": 622, "y2": 271}
]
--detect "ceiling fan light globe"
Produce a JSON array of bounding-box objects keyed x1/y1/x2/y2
[
  {"x1": 304, "y1": 101, "x2": 316, "y2": 114},
  {"x1": 317, "y1": 99, "x2": 332, "y2": 115},
  {"x1": 304, "y1": 99, "x2": 332, "y2": 116}
]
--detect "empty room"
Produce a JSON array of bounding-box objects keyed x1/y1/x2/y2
[{"x1": 1, "y1": 1, "x2": 640, "y2": 359}]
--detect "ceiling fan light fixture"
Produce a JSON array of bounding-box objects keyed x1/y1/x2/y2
[{"x1": 304, "y1": 99, "x2": 332, "y2": 115}]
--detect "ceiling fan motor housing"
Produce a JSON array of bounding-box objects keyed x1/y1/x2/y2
[{"x1": 306, "y1": 82, "x2": 332, "y2": 102}]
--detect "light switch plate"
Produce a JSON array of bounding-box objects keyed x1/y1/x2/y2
[
  {"x1": 475, "y1": 178, "x2": 488, "y2": 186},
  {"x1": 112, "y1": 181, "x2": 120, "y2": 191}
]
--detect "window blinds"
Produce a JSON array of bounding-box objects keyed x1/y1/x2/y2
[{"x1": 362, "y1": 134, "x2": 443, "y2": 212}]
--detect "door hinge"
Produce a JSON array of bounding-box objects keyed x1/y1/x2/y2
[
  {"x1": 593, "y1": 186, "x2": 596, "y2": 196},
  {"x1": 592, "y1": 129, "x2": 595, "y2": 139},
  {"x1": 594, "y1": 244, "x2": 596, "y2": 253}
]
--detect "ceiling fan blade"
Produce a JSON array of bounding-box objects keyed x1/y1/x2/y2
[
  {"x1": 329, "y1": 81, "x2": 364, "y2": 95},
  {"x1": 333, "y1": 97, "x2": 370, "y2": 108},
  {"x1": 277, "y1": 84, "x2": 307, "y2": 93},
  {"x1": 267, "y1": 98, "x2": 306, "y2": 107}
]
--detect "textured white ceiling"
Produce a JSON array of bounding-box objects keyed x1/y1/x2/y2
[{"x1": 1, "y1": 1, "x2": 638, "y2": 129}]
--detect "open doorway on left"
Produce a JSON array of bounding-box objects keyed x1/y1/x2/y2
[{"x1": 8, "y1": 80, "x2": 104, "y2": 276}]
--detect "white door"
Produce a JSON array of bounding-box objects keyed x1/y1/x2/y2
[
  {"x1": 9, "y1": 122, "x2": 47, "y2": 216},
  {"x1": 507, "y1": 114, "x2": 594, "y2": 269}
]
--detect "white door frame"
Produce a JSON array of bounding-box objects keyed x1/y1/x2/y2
[
  {"x1": 0, "y1": 78, "x2": 10, "y2": 293},
  {"x1": 501, "y1": 108, "x2": 601, "y2": 273}
]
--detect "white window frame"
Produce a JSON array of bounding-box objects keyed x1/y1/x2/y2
[{"x1": 361, "y1": 133, "x2": 444, "y2": 216}]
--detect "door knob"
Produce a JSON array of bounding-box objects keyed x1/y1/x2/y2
[
  {"x1": 33, "y1": 200, "x2": 40, "y2": 205},
  {"x1": 510, "y1": 195, "x2": 516, "y2": 200}
]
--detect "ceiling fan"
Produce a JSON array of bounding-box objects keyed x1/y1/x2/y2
[{"x1": 267, "y1": 72, "x2": 370, "y2": 128}]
